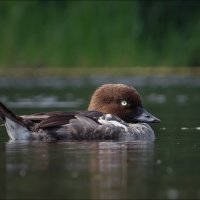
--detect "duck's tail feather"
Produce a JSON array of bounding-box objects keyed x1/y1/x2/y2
[
  {"x1": 0, "y1": 101, "x2": 32, "y2": 140},
  {"x1": 0, "y1": 101, "x2": 25, "y2": 126}
]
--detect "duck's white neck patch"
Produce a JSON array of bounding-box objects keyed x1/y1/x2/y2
[{"x1": 98, "y1": 114, "x2": 128, "y2": 131}]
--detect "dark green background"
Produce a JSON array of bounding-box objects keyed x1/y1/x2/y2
[{"x1": 0, "y1": 0, "x2": 199, "y2": 67}]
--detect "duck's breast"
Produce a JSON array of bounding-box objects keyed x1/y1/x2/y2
[{"x1": 119, "y1": 123, "x2": 155, "y2": 141}]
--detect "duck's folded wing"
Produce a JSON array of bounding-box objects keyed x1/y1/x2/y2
[
  {"x1": 31, "y1": 111, "x2": 121, "y2": 140},
  {"x1": 34, "y1": 114, "x2": 76, "y2": 130},
  {"x1": 20, "y1": 111, "x2": 79, "y2": 123}
]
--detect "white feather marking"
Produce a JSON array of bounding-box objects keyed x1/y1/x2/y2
[
  {"x1": 108, "y1": 121, "x2": 128, "y2": 131},
  {"x1": 20, "y1": 115, "x2": 49, "y2": 119},
  {"x1": 98, "y1": 115, "x2": 128, "y2": 132},
  {"x1": 5, "y1": 118, "x2": 31, "y2": 140}
]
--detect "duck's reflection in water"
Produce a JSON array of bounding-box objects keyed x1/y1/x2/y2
[
  {"x1": 90, "y1": 142, "x2": 154, "y2": 199},
  {"x1": 5, "y1": 140, "x2": 154, "y2": 199}
]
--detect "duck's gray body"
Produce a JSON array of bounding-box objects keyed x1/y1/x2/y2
[{"x1": 1, "y1": 105, "x2": 155, "y2": 142}]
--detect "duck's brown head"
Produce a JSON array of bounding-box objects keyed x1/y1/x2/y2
[{"x1": 88, "y1": 84, "x2": 160, "y2": 123}]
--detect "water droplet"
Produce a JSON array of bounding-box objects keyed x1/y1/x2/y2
[
  {"x1": 156, "y1": 159, "x2": 162, "y2": 165},
  {"x1": 181, "y1": 127, "x2": 189, "y2": 130},
  {"x1": 167, "y1": 188, "x2": 179, "y2": 199}
]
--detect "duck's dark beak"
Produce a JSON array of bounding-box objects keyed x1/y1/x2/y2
[{"x1": 133, "y1": 107, "x2": 160, "y2": 123}]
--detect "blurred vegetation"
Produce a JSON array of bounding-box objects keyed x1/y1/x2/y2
[{"x1": 0, "y1": 0, "x2": 199, "y2": 68}]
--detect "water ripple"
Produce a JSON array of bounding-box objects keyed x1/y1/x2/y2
[
  {"x1": 0, "y1": 76, "x2": 200, "y2": 88},
  {"x1": 0, "y1": 96, "x2": 83, "y2": 108}
]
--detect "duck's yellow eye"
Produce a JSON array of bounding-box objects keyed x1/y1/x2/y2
[{"x1": 121, "y1": 101, "x2": 127, "y2": 106}]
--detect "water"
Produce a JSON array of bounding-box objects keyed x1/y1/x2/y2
[{"x1": 0, "y1": 77, "x2": 200, "y2": 199}]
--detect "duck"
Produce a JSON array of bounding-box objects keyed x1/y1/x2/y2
[{"x1": 0, "y1": 84, "x2": 160, "y2": 142}]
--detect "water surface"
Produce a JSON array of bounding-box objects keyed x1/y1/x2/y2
[{"x1": 0, "y1": 79, "x2": 200, "y2": 199}]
